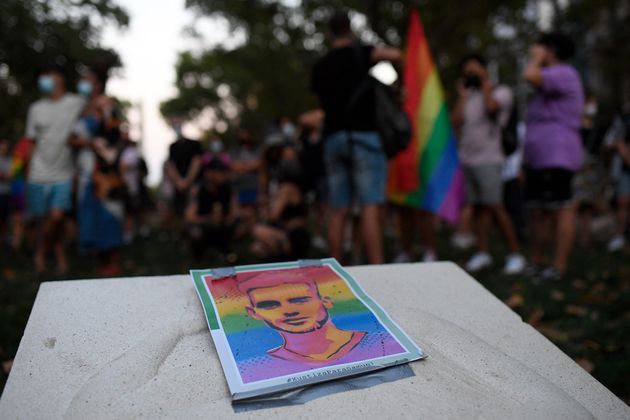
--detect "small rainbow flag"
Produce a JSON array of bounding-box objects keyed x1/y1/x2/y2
[{"x1": 387, "y1": 9, "x2": 465, "y2": 224}]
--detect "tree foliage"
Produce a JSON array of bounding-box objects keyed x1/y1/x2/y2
[
  {"x1": 0, "y1": 0, "x2": 129, "y2": 140},
  {"x1": 162, "y1": 0, "x2": 530, "y2": 139},
  {"x1": 163, "y1": 0, "x2": 629, "y2": 138}
]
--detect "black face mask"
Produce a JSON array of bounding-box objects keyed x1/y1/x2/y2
[{"x1": 463, "y1": 74, "x2": 482, "y2": 90}]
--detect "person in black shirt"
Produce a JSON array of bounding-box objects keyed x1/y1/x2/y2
[
  {"x1": 166, "y1": 121, "x2": 202, "y2": 217},
  {"x1": 185, "y1": 157, "x2": 236, "y2": 260},
  {"x1": 310, "y1": 10, "x2": 402, "y2": 264}
]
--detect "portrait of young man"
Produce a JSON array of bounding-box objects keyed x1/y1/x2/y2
[{"x1": 239, "y1": 272, "x2": 367, "y2": 364}]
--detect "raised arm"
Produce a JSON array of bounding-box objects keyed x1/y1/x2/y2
[{"x1": 523, "y1": 45, "x2": 546, "y2": 88}]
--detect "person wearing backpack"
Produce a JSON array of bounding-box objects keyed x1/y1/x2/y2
[
  {"x1": 310, "y1": 10, "x2": 402, "y2": 264},
  {"x1": 452, "y1": 53, "x2": 526, "y2": 274}
]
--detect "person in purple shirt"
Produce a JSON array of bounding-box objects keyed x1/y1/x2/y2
[{"x1": 523, "y1": 32, "x2": 585, "y2": 281}]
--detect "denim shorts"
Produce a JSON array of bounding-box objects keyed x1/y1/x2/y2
[
  {"x1": 27, "y1": 180, "x2": 73, "y2": 217},
  {"x1": 324, "y1": 131, "x2": 387, "y2": 208}
]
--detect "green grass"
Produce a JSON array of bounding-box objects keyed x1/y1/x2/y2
[{"x1": 0, "y1": 223, "x2": 628, "y2": 404}]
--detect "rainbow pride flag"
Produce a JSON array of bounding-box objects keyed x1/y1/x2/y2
[{"x1": 387, "y1": 9, "x2": 465, "y2": 224}]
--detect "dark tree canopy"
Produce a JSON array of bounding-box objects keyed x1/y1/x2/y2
[
  {"x1": 162, "y1": 0, "x2": 629, "y2": 138},
  {"x1": 0, "y1": 0, "x2": 129, "y2": 140}
]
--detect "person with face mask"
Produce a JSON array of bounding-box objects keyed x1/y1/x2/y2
[
  {"x1": 24, "y1": 64, "x2": 86, "y2": 274},
  {"x1": 451, "y1": 53, "x2": 526, "y2": 274},
  {"x1": 522, "y1": 32, "x2": 585, "y2": 281},
  {"x1": 164, "y1": 118, "x2": 203, "y2": 219},
  {"x1": 68, "y1": 66, "x2": 125, "y2": 276}
]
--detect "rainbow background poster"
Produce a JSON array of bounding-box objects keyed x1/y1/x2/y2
[{"x1": 191, "y1": 259, "x2": 425, "y2": 400}]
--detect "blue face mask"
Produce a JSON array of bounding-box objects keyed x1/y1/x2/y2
[
  {"x1": 38, "y1": 76, "x2": 55, "y2": 94},
  {"x1": 77, "y1": 80, "x2": 93, "y2": 96}
]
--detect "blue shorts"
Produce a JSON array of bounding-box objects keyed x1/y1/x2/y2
[
  {"x1": 27, "y1": 180, "x2": 73, "y2": 218},
  {"x1": 324, "y1": 131, "x2": 387, "y2": 208},
  {"x1": 237, "y1": 189, "x2": 258, "y2": 206}
]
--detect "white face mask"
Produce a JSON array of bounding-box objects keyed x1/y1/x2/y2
[{"x1": 77, "y1": 80, "x2": 93, "y2": 96}]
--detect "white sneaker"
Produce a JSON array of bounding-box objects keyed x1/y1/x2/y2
[
  {"x1": 503, "y1": 253, "x2": 526, "y2": 275},
  {"x1": 392, "y1": 251, "x2": 413, "y2": 264},
  {"x1": 607, "y1": 235, "x2": 626, "y2": 252},
  {"x1": 422, "y1": 250, "x2": 438, "y2": 262},
  {"x1": 451, "y1": 233, "x2": 476, "y2": 250},
  {"x1": 465, "y1": 252, "x2": 493, "y2": 272}
]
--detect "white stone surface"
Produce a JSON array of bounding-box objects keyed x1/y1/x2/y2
[{"x1": 0, "y1": 262, "x2": 628, "y2": 419}]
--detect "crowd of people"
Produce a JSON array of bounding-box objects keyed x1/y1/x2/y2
[
  {"x1": 0, "y1": 64, "x2": 148, "y2": 276},
  {"x1": 1, "y1": 10, "x2": 629, "y2": 281}
]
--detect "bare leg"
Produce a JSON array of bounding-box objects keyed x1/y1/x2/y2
[
  {"x1": 360, "y1": 205, "x2": 383, "y2": 264},
  {"x1": 553, "y1": 204, "x2": 577, "y2": 273},
  {"x1": 474, "y1": 206, "x2": 491, "y2": 253},
  {"x1": 47, "y1": 209, "x2": 67, "y2": 274},
  {"x1": 529, "y1": 208, "x2": 550, "y2": 266},
  {"x1": 11, "y1": 212, "x2": 24, "y2": 250},
  {"x1": 396, "y1": 205, "x2": 415, "y2": 255},
  {"x1": 328, "y1": 207, "x2": 348, "y2": 263},
  {"x1": 418, "y1": 209, "x2": 437, "y2": 255},
  {"x1": 490, "y1": 205, "x2": 520, "y2": 253},
  {"x1": 457, "y1": 206, "x2": 474, "y2": 235}
]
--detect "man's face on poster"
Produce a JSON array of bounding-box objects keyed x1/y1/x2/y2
[{"x1": 245, "y1": 282, "x2": 333, "y2": 334}]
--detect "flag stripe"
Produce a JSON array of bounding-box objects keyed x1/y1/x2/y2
[{"x1": 387, "y1": 9, "x2": 464, "y2": 223}]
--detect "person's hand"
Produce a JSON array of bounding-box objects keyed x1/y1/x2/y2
[
  {"x1": 529, "y1": 44, "x2": 547, "y2": 65},
  {"x1": 175, "y1": 179, "x2": 188, "y2": 192}
]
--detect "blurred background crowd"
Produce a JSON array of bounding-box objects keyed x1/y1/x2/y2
[{"x1": 1, "y1": 0, "x2": 629, "y2": 403}]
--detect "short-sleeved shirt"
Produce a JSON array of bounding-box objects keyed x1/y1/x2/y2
[
  {"x1": 168, "y1": 138, "x2": 202, "y2": 177},
  {"x1": 25, "y1": 94, "x2": 86, "y2": 183},
  {"x1": 311, "y1": 44, "x2": 376, "y2": 136},
  {"x1": 524, "y1": 64, "x2": 585, "y2": 171},
  {"x1": 459, "y1": 85, "x2": 513, "y2": 166},
  {"x1": 120, "y1": 145, "x2": 141, "y2": 196}
]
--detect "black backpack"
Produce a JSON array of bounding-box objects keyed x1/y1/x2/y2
[
  {"x1": 346, "y1": 44, "x2": 412, "y2": 159},
  {"x1": 501, "y1": 101, "x2": 519, "y2": 156}
]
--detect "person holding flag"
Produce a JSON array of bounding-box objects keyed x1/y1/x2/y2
[{"x1": 388, "y1": 9, "x2": 466, "y2": 262}]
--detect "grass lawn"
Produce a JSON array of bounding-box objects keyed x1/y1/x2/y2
[{"x1": 1, "y1": 222, "x2": 628, "y2": 404}]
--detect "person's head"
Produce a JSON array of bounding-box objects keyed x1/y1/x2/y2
[
  {"x1": 239, "y1": 272, "x2": 333, "y2": 334},
  {"x1": 77, "y1": 66, "x2": 108, "y2": 97},
  {"x1": 237, "y1": 128, "x2": 253, "y2": 147},
  {"x1": 459, "y1": 53, "x2": 487, "y2": 89},
  {"x1": 536, "y1": 32, "x2": 575, "y2": 65},
  {"x1": 328, "y1": 10, "x2": 352, "y2": 40},
  {"x1": 208, "y1": 137, "x2": 224, "y2": 154},
  {"x1": 38, "y1": 64, "x2": 66, "y2": 97},
  {"x1": 0, "y1": 139, "x2": 9, "y2": 156},
  {"x1": 202, "y1": 157, "x2": 230, "y2": 186}
]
